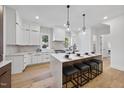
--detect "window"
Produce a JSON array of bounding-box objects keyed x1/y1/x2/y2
[{"x1": 41, "y1": 35, "x2": 49, "y2": 49}]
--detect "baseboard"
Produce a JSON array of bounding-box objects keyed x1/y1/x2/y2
[{"x1": 111, "y1": 64, "x2": 124, "y2": 71}]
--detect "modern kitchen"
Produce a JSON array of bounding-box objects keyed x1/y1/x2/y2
[{"x1": 1, "y1": 5, "x2": 124, "y2": 88}]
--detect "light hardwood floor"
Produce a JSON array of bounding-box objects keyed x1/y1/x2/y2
[{"x1": 12, "y1": 58, "x2": 124, "y2": 88}]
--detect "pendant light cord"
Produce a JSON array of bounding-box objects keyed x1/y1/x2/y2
[{"x1": 67, "y1": 5, "x2": 70, "y2": 28}]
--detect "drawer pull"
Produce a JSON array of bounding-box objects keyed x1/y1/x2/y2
[{"x1": 0, "y1": 82, "x2": 7, "y2": 86}]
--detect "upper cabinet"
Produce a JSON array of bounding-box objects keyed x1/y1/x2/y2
[
  {"x1": 5, "y1": 7, "x2": 16, "y2": 45},
  {"x1": 30, "y1": 25, "x2": 40, "y2": 45},
  {"x1": 53, "y1": 27, "x2": 65, "y2": 41},
  {"x1": 5, "y1": 7, "x2": 41, "y2": 46},
  {"x1": 16, "y1": 12, "x2": 22, "y2": 26},
  {"x1": 22, "y1": 24, "x2": 30, "y2": 45}
]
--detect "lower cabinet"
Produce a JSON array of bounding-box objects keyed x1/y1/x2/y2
[
  {"x1": 31, "y1": 54, "x2": 38, "y2": 64},
  {"x1": 10, "y1": 53, "x2": 50, "y2": 74},
  {"x1": 12, "y1": 56, "x2": 24, "y2": 74},
  {"x1": 31, "y1": 53, "x2": 50, "y2": 65},
  {"x1": 0, "y1": 63, "x2": 11, "y2": 88},
  {"x1": 23, "y1": 54, "x2": 31, "y2": 69}
]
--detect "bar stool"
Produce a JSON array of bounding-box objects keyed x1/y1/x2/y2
[
  {"x1": 90, "y1": 59, "x2": 103, "y2": 75},
  {"x1": 74, "y1": 63, "x2": 90, "y2": 86},
  {"x1": 83, "y1": 61, "x2": 98, "y2": 79},
  {"x1": 63, "y1": 65, "x2": 80, "y2": 88}
]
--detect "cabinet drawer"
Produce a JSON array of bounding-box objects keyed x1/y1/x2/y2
[
  {"x1": 0, "y1": 63, "x2": 11, "y2": 88},
  {"x1": 0, "y1": 63, "x2": 11, "y2": 75}
]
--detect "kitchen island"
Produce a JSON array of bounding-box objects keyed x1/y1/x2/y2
[{"x1": 50, "y1": 53, "x2": 102, "y2": 88}]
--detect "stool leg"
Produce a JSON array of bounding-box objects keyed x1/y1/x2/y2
[
  {"x1": 101, "y1": 62, "x2": 103, "y2": 73},
  {"x1": 87, "y1": 69, "x2": 90, "y2": 82},
  {"x1": 65, "y1": 77, "x2": 67, "y2": 88}
]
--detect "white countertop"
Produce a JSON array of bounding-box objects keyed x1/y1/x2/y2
[
  {"x1": 6, "y1": 51, "x2": 52, "y2": 56},
  {"x1": 0, "y1": 60, "x2": 12, "y2": 68},
  {"x1": 51, "y1": 53, "x2": 101, "y2": 63}
]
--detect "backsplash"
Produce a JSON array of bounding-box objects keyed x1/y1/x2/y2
[
  {"x1": 6, "y1": 45, "x2": 18, "y2": 55},
  {"x1": 52, "y1": 41, "x2": 65, "y2": 50},
  {"x1": 6, "y1": 45, "x2": 40, "y2": 55},
  {"x1": 18, "y1": 46, "x2": 40, "y2": 52}
]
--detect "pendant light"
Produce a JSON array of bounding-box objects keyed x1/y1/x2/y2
[
  {"x1": 82, "y1": 12, "x2": 86, "y2": 35},
  {"x1": 66, "y1": 5, "x2": 70, "y2": 31}
]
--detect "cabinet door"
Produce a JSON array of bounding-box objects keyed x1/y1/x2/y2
[
  {"x1": 12, "y1": 56, "x2": 24, "y2": 74},
  {"x1": 0, "y1": 63, "x2": 11, "y2": 88},
  {"x1": 22, "y1": 24, "x2": 30, "y2": 45},
  {"x1": 16, "y1": 25, "x2": 24, "y2": 45},
  {"x1": 24, "y1": 29, "x2": 30, "y2": 45},
  {"x1": 30, "y1": 31, "x2": 35, "y2": 45},
  {"x1": 43, "y1": 53, "x2": 50, "y2": 62},
  {"x1": 37, "y1": 55, "x2": 42, "y2": 64},
  {"x1": 35, "y1": 31, "x2": 40, "y2": 45},
  {"x1": 16, "y1": 12, "x2": 22, "y2": 26},
  {"x1": 30, "y1": 30, "x2": 40, "y2": 45},
  {"x1": 23, "y1": 55, "x2": 31, "y2": 69},
  {"x1": 31, "y1": 55, "x2": 38, "y2": 64},
  {"x1": 5, "y1": 7, "x2": 16, "y2": 45}
]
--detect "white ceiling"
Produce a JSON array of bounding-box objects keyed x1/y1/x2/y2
[{"x1": 7, "y1": 5, "x2": 124, "y2": 31}]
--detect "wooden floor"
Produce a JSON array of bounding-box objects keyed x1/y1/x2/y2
[{"x1": 12, "y1": 58, "x2": 124, "y2": 88}]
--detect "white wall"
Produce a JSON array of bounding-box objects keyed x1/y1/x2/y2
[
  {"x1": 41, "y1": 26, "x2": 65, "y2": 50},
  {"x1": 76, "y1": 28, "x2": 91, "y2": 53},
  {"x1": 91, "y1": 24, "x2": 110, "y2": 55},
  {"x1": 102, "y1": 34, "x2": 111, "y2": 57},
  {"x1": 105, "y1": 15, "x2": 124, "y2": 71}
]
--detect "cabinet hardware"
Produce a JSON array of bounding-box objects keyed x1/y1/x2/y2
[{"x1": 0, "y1": 82, "x2": 7, "y2": 86}]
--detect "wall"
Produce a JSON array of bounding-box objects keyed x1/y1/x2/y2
[
  {"x1": 76, "y1": 28, "x2": 92, "y2": 53},
  {"x1": 91, "y1": 24, "x2": 110, "y2": 56},
  {"x1": 105, "y1": 15, "x2": 124, "y2": 71},
  {"x1": 41, "y1": 26, "x2": 65, "y2": 50},
  {"x1": 102, "y1": 34, "x2": 111, "y2": 57}
]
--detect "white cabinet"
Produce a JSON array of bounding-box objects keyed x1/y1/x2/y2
[
  {"x1": 31, "y1": 54, "x2": 43, "y2": 64},
  {"x1": 31, "y1": 54, "x2": 38, "y2": 64},
  {"x1": 31, "y1": 53, "x2": 50, "y2": 65},
  {"x1": 12, "y1": 55, "x2": 24, "y2": 74},
  {"x1": 5, "y1": 8, "x2": 25, "y2": 45},
  {"x1": 16, "y1": 24, "x2": 24, "y2": 45},
  {"x1": 30, "y1": 25, "x2": 40, "y2": 45},
  {"x1": 5, "y1": 7, "x2": 41, "y2": 46},
  {"x1": 9, "y1": 52, "x2": 50, "y2": 74},
  {"x1": 31, "y1": 25, "x2": 40, "y2": 31},
  {"x1": 22, "y1": 24, "x2": 30, "y2": 45},
  {"x1": 53, "y1": 27, "x2": 65, "y2": 41},
  {"x1": 23, "y1": 54, "x2": 31, "y2": 69},
  {"x1": 15, "y1": 12, "x2": 24, "y2": 45},
  {"x1": 10, "y1": 54, "x2": 32, "y2": 74},
  {"x1": 16, "y1": 12, "x2": 22, "y2": 26},
  {"x1": 5, "y1": 7, "x2": 16, "y2": 45},
  {"x1": 43, "y1": 53, "x2": 50, "y2": 62}
]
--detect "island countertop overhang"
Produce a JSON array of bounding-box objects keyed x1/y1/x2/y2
[{"x1": 51, "y1": 53, "x2": 102, "y2": 63}]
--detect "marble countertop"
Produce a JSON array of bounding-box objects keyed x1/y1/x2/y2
[
  {"x1": 0, "y1": 60, "x2": 12, "y2": 68},
  {"x1": 6, "y1": 51, "x2": 53, "y2": 56},
  {"x1": 51, "y1": 53, "x2": 101, "y2": 63}
]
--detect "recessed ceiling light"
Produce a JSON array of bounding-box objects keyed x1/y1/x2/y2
[
  {"x1": 35, "y1": 16, "x2": 39, "y2": 20},
  {"x1": 64, "y1": 24, "x2": 67, "y2": 27},
  {"x1": 104, "y1": 16, "x2": 108, "y2": 20}
]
